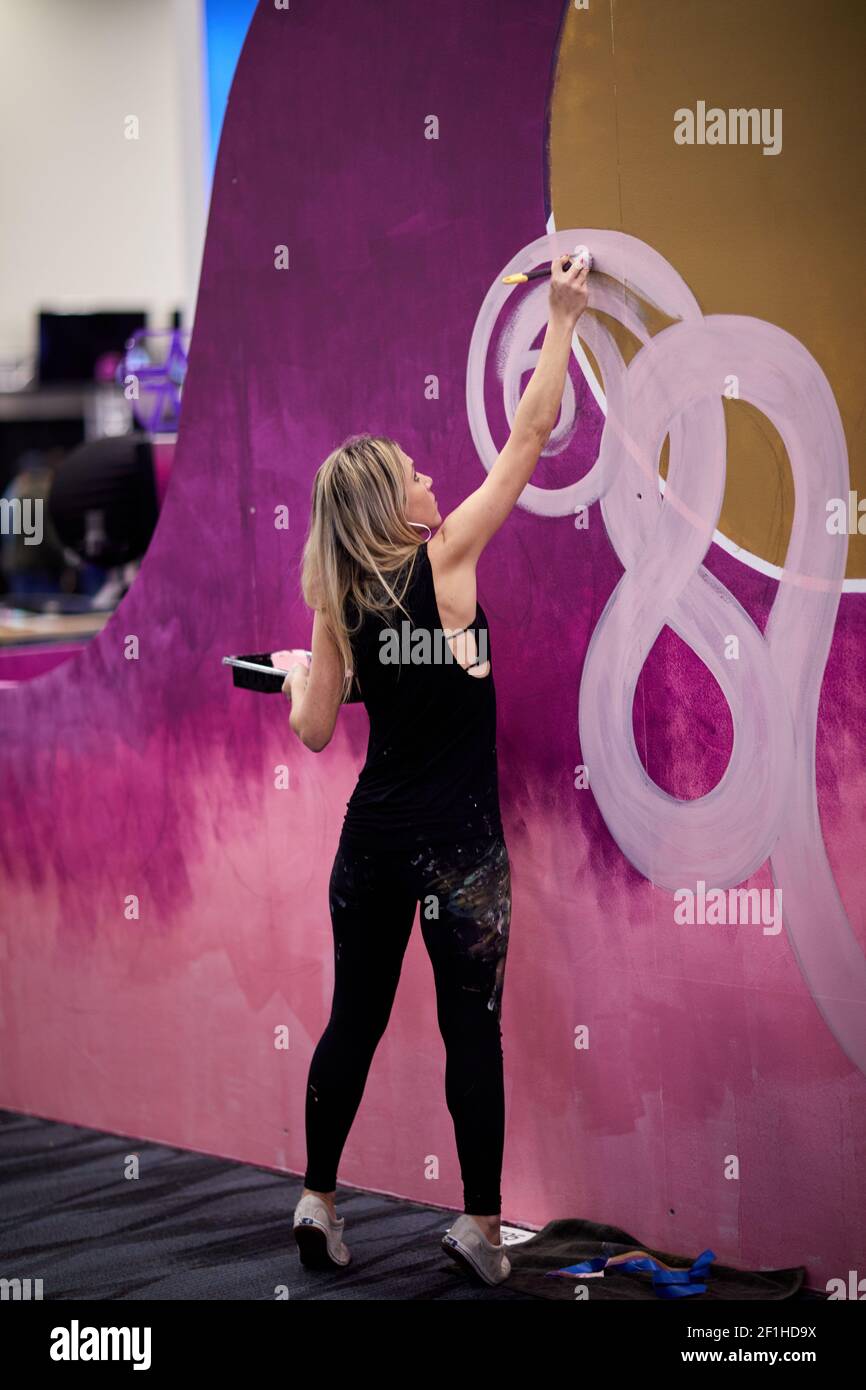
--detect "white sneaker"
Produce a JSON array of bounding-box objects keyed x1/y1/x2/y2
[
  {"x1": 441, "y1": 1214, "x2": 512, "y2": 1285},
  {"x1": 293, "y1": 1193, "x2": 351, "y2": 1269}
]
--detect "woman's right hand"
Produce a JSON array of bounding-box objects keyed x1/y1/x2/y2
[{"x1": 548, "y1": 254, "x2": 589, "y2": 325}]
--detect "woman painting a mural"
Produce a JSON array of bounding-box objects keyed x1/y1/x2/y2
[{"x1": 278, "y1": 254, "x2": 589, "y2": 1285}]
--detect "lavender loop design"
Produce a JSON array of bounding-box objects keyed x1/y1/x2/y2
[{"x1": 467, "y1": 228, "x2": 866, "y2": 1076}]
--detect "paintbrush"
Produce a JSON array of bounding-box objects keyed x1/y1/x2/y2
[{"x1": 502, "y1": 244, "x2": 593, "y2": 284}]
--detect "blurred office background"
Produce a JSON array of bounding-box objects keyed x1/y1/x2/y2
[{"x1": 0, "y1": 0, "x2": 257, "y2": 682}]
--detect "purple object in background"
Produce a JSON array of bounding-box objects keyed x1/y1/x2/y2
[{"x1": 118, "y1": 328, "x2": 189, "y2": 432}]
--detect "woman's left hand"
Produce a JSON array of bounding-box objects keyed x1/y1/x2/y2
[{"x1": 272, "y1": 649, "x2": 310, "y2": 698}]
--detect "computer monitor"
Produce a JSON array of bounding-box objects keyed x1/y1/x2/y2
[{"x1": 37, "y1": 310, "x2": 148, "y2": 385}]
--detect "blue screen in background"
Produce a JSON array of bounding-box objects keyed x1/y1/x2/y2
[{"x1": 205, "y1": 0, "x2": 259, "y2": 184}]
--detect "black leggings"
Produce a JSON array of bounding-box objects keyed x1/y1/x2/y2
[{"x1": 303, "y1": 832, "x2": 512, "y2": 1215}]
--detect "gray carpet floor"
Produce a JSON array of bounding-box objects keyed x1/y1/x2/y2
[{"x1": 0, "y1": 1109, "x2": 537, "y2": 1300}]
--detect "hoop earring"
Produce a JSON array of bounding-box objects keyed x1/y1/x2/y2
[{"x1": 408, "y1": 521, "x2": 432, "y2": 542}]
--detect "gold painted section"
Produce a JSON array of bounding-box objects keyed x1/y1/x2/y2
[{"x1": 550, "y1": 0, "x2": 865, "y2": 575}]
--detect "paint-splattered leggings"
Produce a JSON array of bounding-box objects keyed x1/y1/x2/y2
[{"x1": 303, "y1": 832, "x2": 512, "y2": 1215}]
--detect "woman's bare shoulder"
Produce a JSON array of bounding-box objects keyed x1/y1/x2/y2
[
  {"x1": 424, "y1": 530, "x2": 478, "y2": 626},
  {"x1": 426, "y1": 522, "x2": 471, "y2": 574}
]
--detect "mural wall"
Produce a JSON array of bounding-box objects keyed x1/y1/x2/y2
[{"x1": 1, "y1": 0, "x2": 863, "y2": 1288}]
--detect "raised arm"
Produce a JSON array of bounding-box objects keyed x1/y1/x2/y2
[{"x1": 435, "y1": 256, "x2": 589, "y2": 569}]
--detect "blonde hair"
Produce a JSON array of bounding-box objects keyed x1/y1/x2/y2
[{"x1": 300, "y1": 433, "x2": 424, "y2": 702}]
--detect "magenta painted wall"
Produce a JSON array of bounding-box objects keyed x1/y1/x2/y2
[{"x1": 1, "y1": 0, "x2": 864, "y2": 1290}]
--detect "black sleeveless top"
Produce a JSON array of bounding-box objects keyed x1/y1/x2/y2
[{"x1": 339, "y1": 542, "x2": 504, "y2": 850}]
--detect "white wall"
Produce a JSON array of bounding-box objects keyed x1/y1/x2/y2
[{"x1": 0, "y1": 0, "x2": 209, "y2": 362}]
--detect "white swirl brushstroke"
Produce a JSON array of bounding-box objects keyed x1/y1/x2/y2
[{"x1": 467, "y1": 228, "x2": 866, "y2": 1076}]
